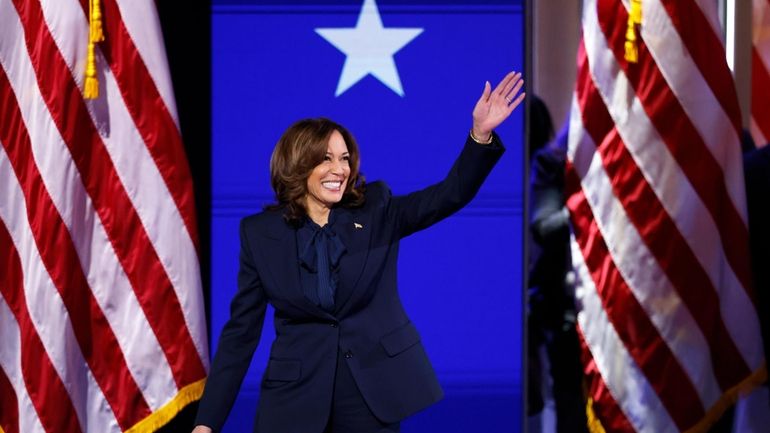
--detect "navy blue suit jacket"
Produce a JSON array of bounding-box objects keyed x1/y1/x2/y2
[{"x1": 195, "y1": 135, "x2": 505, "y2": 432}]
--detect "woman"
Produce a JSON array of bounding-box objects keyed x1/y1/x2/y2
[{"x1": 193, "y1": 72, "x2": 525, "y2": 433}]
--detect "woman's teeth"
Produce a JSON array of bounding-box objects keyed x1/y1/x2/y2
[{"x1": 322, "y1": 181, "x2": 342, "y2": 190}]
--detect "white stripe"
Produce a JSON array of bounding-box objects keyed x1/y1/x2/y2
[
  {"x1": 1, "y1": 1, "x2": 178, "y2": 412},
  {"x1": 582, "y1": 1, "x2": 763, "y2": 371},
  {"x1": 113, "y1": 0, "x2": 180, "y2": 127},
  {"x1": 572, "y1": 236, "x2": 677, "y2": 433},
  {"x1": 0, "y1": 296, "x2": 46, "y2": 433},
  {"x1": 39, "y1": 0, "x2": 209, "y2": 369},
  {"x1": 0, "y1": 145, "x2": 107, "y2": 433},
  {"x1": 567, "y1": 96, "x2": 721, "y2": 409},
  {"x1": 641, "y1": 0, "x2": 747, "y2": 224}
]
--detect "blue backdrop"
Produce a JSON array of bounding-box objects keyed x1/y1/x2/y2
[{"x1": 211, "y1": 1, "x2": 525, "y2": 431}]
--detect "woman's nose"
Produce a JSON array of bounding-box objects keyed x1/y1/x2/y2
[{"x1": 330, "y1": 160, "x2": 344, "y2": 174}]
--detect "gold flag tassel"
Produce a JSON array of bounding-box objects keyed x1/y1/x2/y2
[
  {"x1": 585, "y1": 398, "x2": 607, "y2": 433},
  {"x1": 624, "y1": 0, "x2": 642, "y2": 63},
  {"x1": 84, "y1": 0, "x2": 104, "y2": 99}
]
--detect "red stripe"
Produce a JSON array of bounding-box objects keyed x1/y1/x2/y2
[
  {"x1": 751, "y1": 48, "x2": 770, "y2": 145},
  {"x1": 596, "y1": 0, "x2": 755, "y2": 304},
  {"x1": 77, "y1": 0, "x2": 200, "y2": 252},
  {"x1": 0, "y1": 221, "x2": 82, "y2": 433},
  {"x1": 0, "y1": 365, "x2": 19, "y2": 433},
  {"x1": 565, "y1": 166, "x2": 705, "y2": 430},
  {"x1": 576, "y1": 326, "x2": 636, "y2": 433},
  {"x1": 659, "y1": 0, "x2": 743, "y2": 135},
  {"x1": 0, "y1": 62, "x2": 151, "y2": 430},
  {"x1": 11, "y1": 0, "x2": 206, "y2": 388},
  {"x1": 574, "y1": 42, "x2": 751, "y2": 392}
]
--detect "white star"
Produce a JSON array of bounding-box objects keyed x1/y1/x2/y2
[{"x1": 315, "y1": 0, "x2": 423, "y2": 97}]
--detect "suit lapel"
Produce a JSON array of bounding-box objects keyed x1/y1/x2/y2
[
  {"x1": 333, "y1": 209, "x2": 373, "y2": 314},
  {"x1": 255, "y1": 211, "x2": 334, "y2": 319}
]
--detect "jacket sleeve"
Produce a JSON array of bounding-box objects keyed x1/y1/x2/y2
[
  {"x1": 386, "y1": 133, "x2": 505, "y2": 239},
  {"x1": 194, "y1": 217, "x2": 268, "y2": 432}
]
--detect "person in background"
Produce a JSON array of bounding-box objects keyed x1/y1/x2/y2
[
  {"x1": 527, "y1": 95, "x2": 588, "y2": 433},
  {"x1": 192, "y1": 72, "x2": 525, "y2": 433}
]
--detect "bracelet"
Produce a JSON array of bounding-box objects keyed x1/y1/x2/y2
[{"x1": 470, "y1": 129, "x2": 493, "y2": 144}]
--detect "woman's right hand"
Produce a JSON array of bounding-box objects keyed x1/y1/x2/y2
[
  {"x1": 471, "y1": 71, "x2": 525, "y2": 143},
  {"x1": 191, "y1": 426, "x2": 213, "y2": 433}
]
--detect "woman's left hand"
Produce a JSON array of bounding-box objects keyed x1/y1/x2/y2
[{"x1": 471, "y1": 71, "x2": 525, "y2": 142}]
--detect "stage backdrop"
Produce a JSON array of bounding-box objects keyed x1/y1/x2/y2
[{"x1": 211, "y1": 1, "x2": 525, "y2": 431}]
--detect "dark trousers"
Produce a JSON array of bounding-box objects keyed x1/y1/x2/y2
[{"x1": 324, "y1": 349, "x2": 401, "y2": 433}]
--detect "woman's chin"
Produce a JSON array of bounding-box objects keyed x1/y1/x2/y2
[{"x1": 322, "y1": 191, "x2": 345, "y2": 205}]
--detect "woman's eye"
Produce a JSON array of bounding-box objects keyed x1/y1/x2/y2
[{"x1": 323, "y1": 155, "x2": 332, "y2": 161}]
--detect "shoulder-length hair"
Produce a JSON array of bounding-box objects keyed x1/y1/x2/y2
[{"x1": 267, "y1": 118, "x2": 365, "y2": 223}]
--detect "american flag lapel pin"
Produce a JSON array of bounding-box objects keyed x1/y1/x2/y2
[{"x1": 354, "y1": 222, "x2": 363, "y2": 229}]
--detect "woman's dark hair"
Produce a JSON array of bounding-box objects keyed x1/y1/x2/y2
[{"x1": 267, "y1": 118, "x2": 365, "y2": 223}]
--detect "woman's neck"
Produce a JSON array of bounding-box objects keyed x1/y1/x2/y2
[{"x1": 305, "y1": 201, "x2": 330, "y2": 227}]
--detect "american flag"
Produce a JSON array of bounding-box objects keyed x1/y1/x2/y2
[
  {"x1": 0, "y1": 1, "x2": 208, "y2": 432},
  {"x1": 752, "y1": 0, "x2": 770, "y2": 147},
  {"x1": 567, "y1": 1, "x2": 766, "y2": 432}
]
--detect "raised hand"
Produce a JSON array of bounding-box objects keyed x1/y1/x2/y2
[{"x1": 471, "y1": 71, "x2": 525, "y2": 143}]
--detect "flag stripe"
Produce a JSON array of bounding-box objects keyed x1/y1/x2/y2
[
  {"x1": 573, "y1": 0, "x2": 764, "y2": 430},
  {"x1": 643, "y1": 0, "x2": 747, "y2": 217},
  {"x1": 0, "y1": 144, "x2": 119, "y2": 433},
  {"x1": 566, "y1": 165, "x2": 704, "y2": 429},
  {"x1": 111, "y1": 0, "x2": 181, "y2": 126},
  {"x1": 567, "y1": 85, "x2": 724, "y2": 411},
  {"x1": 751, "y1": 47, "x2": 770, "y2": 143},
  {"x1": 0, "y1": 0, "x2": 206, "y2": 429},
  {"x1": 658, "y1": 0, "x2": 743, "y2": 135},
  {"x1": 10, "y1": 0, "x2": 207, "y2": 389},
  {"x1": 692, "y1": 0, "x2": 724, "y2": 40},
  {"x1": 576, "y1": 327, "x2": 635, "y2": 433},
  {"x1": 596, "y1": 0, "x2": 755, "y2": 301},
  {"x1": 574, "y1": 47, "x2": 751, "y2": 395},
  {"x1": 0, "y1": 356, "x2": 19, "y2": 433},
  {"x1": 749, "y1": 117, "x2": 768, "y2": 148},
  {"x1": 85, "y1": 0, "x2": 200, "y2": 252},
  {"x1": 40, "y1": 0, "x2": 208, "y2": 377},
  {"x1": 584, "y1": 2, "x2": 762, "y2": 373},
  {"x1": 2, "y1": 0, "x2": 179, "y2": 412},
  {"x1": 0, "y1": 62, "x2": 151, "y2": 429},
  {"x1": 569, "y1": 224, "x2": 678, "y2": 433},
  {"x1": 751, "y1": 0, "x2": 770, "y2": 147},
  {"x1": 0, "y1": 296, "x2": 47, "y2": 433},
  {"x1": 0, "y1": 220, "x2": 82, "y2": 433}
]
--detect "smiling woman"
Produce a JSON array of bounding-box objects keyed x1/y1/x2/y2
[
  {"x1": 193, "y1": 71, "x2": 525, "y2": 433},
  {"x1": 304, "y1": 130, "x2": 352, "y2": 224},
  {"x1": 267, "y1": 119, "x2": 365, "y2": 228}
]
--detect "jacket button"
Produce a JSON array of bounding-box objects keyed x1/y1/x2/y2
[{"x1": 344, "y1": 351, "x2": 353, "y2": 359}]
